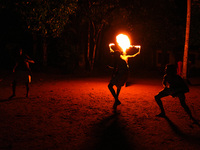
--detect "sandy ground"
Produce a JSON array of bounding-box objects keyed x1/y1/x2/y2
[{"x1": 0, "y1": 72, "x2": 200, "y2": 150}]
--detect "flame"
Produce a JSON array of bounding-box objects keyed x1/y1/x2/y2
[
  {"x1": 132, "y1": 45, "x2": 141, "y2": 49},
  {"x1": 109, "y1": 43, "x2": 115, "y2": 47},
  {"x1": 109, "y1": 43, "x2": 115, "y2": 53},
  {"x1": 116, "y1": 34, "x2": 131, "y2": 54},
  {"x1": 109, "y1": 33, "x2": 141, "y2": 66}
]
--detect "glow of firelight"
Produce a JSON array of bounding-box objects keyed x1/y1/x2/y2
[
  {"x1": 116, "y1": 34, "x2": 131, "y2": 54},
  {"x1": 109, "y1": 33, "x2": 141, "y2": 65}
]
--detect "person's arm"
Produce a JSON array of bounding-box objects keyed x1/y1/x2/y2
[
  {"x1": 126, "y1": 51, "x2": 140, "y2": 58},
  {"x1": 13, "y1": 62, "x2": 18, "y2": 72},
  {"x1": 25, "y1": 55, "x2": 35, "y2": 63},
  {"x1": 109, "y1": 43, "x2": 115, "y2": 53},
  {"x1": 126, "y1": 45, "x2": 141, "y2": 58},
  {"x1": 25, "y1": 62, "x2": 33, "y2": 76},
  {"x1": 107, "y1": 65, "x2": 114, "y2": 70},
  {"x1": 27, "y1": 59, "x2": 35, "y2": 63}
]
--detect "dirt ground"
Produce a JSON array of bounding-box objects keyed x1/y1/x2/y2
[{"x1": 0, "y1": 72, "x2": 200, "y2": 150}]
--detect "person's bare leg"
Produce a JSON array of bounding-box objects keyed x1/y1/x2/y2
[
  {"x1": 116, "y1": 87, "x2": 121, "y2": 104},
  {"x1": 155, "y1": 95, "x2": 166, "y2": 117},
  {"x1": 9, "y1": 80, "x2": 16, "y2": 99},
  {"x1": 179, "y1": 94, "x2": 198, "y2": 124},
  {"x1": 112, "y1": 87, "x2": 121, "y2": 110},
  {"x1": 108, "y1": 83, "x2": 121, "y2": 109},
  {"x1": 108, "y1": 83, "x2": 117, "y2": 99},
  {"x1": 116, "y1": 87, "x2": 121, "y2": 98}
]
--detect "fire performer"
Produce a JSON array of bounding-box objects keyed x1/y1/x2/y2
[
  {"x1": 109, "y1": 34, "x2": 141, "y2": 87},
  {"x1": 9, "y1": 48, "x2": 35, "y2": 99},
  {"x1": 108, "y1": 34, "x2": 141, "y2": 109},
  {"x1": 108, "y1": 50, "x2": 129, "y2": 109},
  {"x1": 109, "y1": 34, "x2": 141, "y2": 67}
]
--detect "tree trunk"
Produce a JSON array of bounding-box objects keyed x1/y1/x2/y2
[
  {"x1": 182, "y1": 0, "x2": 191, "y2": 79},
  {"x1": 91, "y1": 41, "x2": 96, "y2": 70},
  {"x1": 90, "y1": 22, "x2": 104, "y2": 71},
  {"x1": 85, "y1": 21, "x2": 91, "y2": 71}
]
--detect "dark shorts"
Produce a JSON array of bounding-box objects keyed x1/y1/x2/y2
[
  {"x1": 110, "y1": 71, "x2": 128, "y2": 88},
  {"x1": 156, "y1": 87, "x2": 187, "y2": 98},
  {"x1": 13, "y1": 71, "x2": 30, "y2": 83}
]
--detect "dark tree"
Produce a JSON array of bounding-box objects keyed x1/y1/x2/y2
[
  {"x1": 16, "y1": 0, "x2": 78, "y2": 66},
  {"x1": 79, "y1": 0, "x2": 120, "y2": 70}
]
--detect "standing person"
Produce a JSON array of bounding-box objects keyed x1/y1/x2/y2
[
  {"x1": 154, "y1": 64, "x2": 197, "y2": 123},
  {"x1": 9, "y1": 48, "x2": 35, "y2": 99},
  {"x1": 109, "y1": 43, "x2": 140, "y2": 87},
  {"x1": 108, "y1": 50, "x2": 129, "y2": 109}
]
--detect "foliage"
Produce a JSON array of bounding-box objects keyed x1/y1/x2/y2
[{"x1": 16, "y1": 0, "x2": 78, "y2": 38}]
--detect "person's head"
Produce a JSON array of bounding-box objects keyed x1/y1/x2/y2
[{"x1": 165, "y1": 64, "x2": 177, "y2": 75}]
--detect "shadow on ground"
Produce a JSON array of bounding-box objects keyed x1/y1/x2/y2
[
  {"x1": 164, "y1": 116, "x2": 200, "y2": 145},
  {"x1": 87, "y1": 112, "x2": 135, "y2": 150}
]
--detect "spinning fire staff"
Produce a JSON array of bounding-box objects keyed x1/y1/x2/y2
[
  {"x1": 108, "y1": 34, "x2": 141, "y2": 110},
  {"x1": 109, "y1": 34, "x2": 141, "y2": 67}
]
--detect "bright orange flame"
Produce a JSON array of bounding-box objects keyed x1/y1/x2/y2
[
  {"x1": 116, "y1": 34, "x2": 131, "y2": 54},
  {"x1": 109, "y1": 34, "x2": 141, "y2": 66},
  {"x1": 109, "y1": 43, "x2": 115, "y2": 53}
]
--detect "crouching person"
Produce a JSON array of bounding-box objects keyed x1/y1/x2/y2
[{"x1": 155, "y1": 64, "x2": 198, "y2": 124}]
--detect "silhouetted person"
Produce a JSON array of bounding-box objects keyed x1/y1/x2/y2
[
  {"x1": 9, "y1": 48, "x2": 35, "y2": 99},
  {"x1": 109, "y1": 43, "x2": 140, "y2": 87},
  {"x1": 108, "y1": 50, "x2": 129, "y2": 109},
  {"x1": 155, "y1": 64, "x2": 198, "y2": 123}
]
